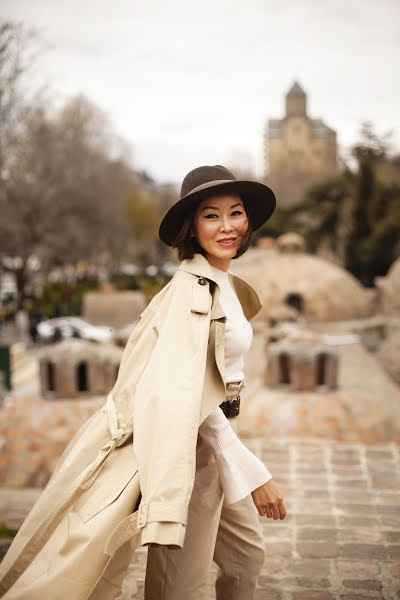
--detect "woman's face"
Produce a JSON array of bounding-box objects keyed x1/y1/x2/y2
[{"x1": 192, "y1": 193, "x2": 248, "y2": 270}]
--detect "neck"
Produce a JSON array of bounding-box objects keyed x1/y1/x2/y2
[{"x1": 204, "y1": 254, "x2": 231, "y2": 272}]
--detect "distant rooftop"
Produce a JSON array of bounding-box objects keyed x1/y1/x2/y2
[
  {"x1": 286, "y1": 81, "x2": 306, "y2": 97},
  {"x1": 267, "y1": 116, "x2": 335, "y2": 138}
]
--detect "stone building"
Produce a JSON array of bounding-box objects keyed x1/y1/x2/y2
[
  {"x1": 82, "y1": 289, "x2": 146, "y2": 328},
  {"x1": 265, "y1": 81, "x2": 337, "y2": 207},
  {"x1": 231, "y1": 233, "x2": 373, "y2": 322},
  {"x1": 266, "y1": 337, "x2": 338, "y2": 391},
  {"x1": 39, "y1": 339, "x2": 123, "y2": 399}
]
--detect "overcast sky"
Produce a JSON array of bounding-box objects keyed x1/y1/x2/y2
[{"x1": 3, "y1": 0, "x2": 400, "y2": 184}]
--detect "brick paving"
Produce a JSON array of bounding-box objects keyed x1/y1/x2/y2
[
  {"x1": 118, "y1": 438, "x2": 400, "y2": 599},
  {"x1": 1, "y1": 438, "x2": 399, "y2": 599}
]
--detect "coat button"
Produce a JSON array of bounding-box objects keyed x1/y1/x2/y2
[{"x1": 198, "y1": 277, "x2": 207, "y2": 286}]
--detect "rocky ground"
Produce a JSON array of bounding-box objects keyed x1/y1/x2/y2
[{"x1": 1, "y1": 438, "x2": 399, "y2": 599}]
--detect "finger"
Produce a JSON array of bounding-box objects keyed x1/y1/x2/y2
[
  {"x1": 257, "y1": 505, "x2": 266, "y2": 517},
  {"x1": 278, "y1": 500, "x2": 287, "y2": 519},
  {"x1": 271, "y1": 504, "x2": 281, "y2": 520},
  {"x1": 264, "y1": 505, "x2": 273, "y2": 519}
]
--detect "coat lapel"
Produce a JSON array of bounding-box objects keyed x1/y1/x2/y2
[
  {"x1": 179, "y1": 252, "x2": 262, "y2": 321},
  {"x1": 179, "y1": 253, "x2": 262, "y2": 391}
]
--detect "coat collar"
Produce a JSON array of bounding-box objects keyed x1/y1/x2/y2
[{"x1": 179, "y1": 252, "x2": 262, "y2": 321}]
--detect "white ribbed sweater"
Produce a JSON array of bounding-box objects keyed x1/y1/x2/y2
[
  {"x1": 198, "y1": 266, "x2": 272, "y2": 505},
  {"x1": 211, "y1": 265, "x2": 253, "y2": 383}
]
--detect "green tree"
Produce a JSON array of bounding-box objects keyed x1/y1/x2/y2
[
  {"x1": 344, "y1": 123, "x2": 399, "y2": 285},
  {"x1": 289, "y1": 173, "x2": 352, "y2": 256},
  {"x1": 278, "y1": 122, "x2": 400, "y2": 286}
]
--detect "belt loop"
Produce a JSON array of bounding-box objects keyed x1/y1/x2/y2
[{"x1": 220, "y1": 379, "x2": 245, "y2": 417}]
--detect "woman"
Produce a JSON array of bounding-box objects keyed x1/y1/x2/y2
[
  {"x1": 146, "y1": 164, "x2": 287, "y2": 599},
  {"x1": 0, "y1": 165, "x2": 286, "y2": 600}
]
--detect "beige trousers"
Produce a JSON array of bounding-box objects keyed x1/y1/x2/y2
[{"x1": 144, "y1": 413, "x2": 266, "y2": 600}]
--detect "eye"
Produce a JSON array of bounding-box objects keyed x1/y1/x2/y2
[{"x1": 204, "y1": 210, "x2": 243, "y2": 219}]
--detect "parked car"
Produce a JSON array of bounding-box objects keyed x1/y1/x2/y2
[{"x1": 37, "y1": 317, "x2": 114, "y2": 344}]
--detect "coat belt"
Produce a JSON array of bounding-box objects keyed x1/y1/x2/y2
[{"x1": 81, "y1": 392, "x2": 132, "y2": 489}]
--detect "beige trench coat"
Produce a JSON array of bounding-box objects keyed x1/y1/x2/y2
[{"x1": 0, "y1": 252, "x2": 262, "y2": 599}]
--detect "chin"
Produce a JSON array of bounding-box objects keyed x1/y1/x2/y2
[
  {"x1": 213, "y1": 247, "x2": 237, "y2": 259},
  {"x1": 222, "y1": 244, "x2": 238, "y2": 254}
]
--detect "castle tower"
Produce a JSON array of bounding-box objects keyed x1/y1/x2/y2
[
  {"x1": 286, "y1": 81, "x2": 307, "y2": 117},
  {"x1": 264, "y1": 81, "x2": 337, "y2": 208}
]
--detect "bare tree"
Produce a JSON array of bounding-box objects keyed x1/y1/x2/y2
[
  {"x1": 1, "y1": 93, "x2": 138, "y2": 303},
  {"x1": 0, "y1": 19, "x2": 170, "y2": 309},
  {"x1": 0, "y1": 20, "x2": 41, "y2": 188}
]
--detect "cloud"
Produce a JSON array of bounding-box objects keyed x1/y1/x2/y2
[{"x1": 2, "y1": 0, "x2": 400, "y2": 181}]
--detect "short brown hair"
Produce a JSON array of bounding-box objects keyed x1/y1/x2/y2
[{"x1": 171, "y1": 198, "x2": 253, "y2": 261}]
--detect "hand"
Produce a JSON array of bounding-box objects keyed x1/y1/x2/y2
[{"x1": 251, "y1": 479, "x2": 287, "y2": 519}]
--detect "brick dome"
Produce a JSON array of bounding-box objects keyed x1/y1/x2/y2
[
  {"x1": 375, "y1": 257, "x2": 400, "y2": 317},
  {"x1": 231, "y1": 244, "x2": 374, "y2": 322}
]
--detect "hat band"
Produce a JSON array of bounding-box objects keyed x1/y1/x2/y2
[{"x1": 184, "y1": 179, "x2": 236, "y2": 198}]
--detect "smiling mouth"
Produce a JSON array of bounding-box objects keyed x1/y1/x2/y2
[{"x1": 217, "y1": 238, "x2": 237, "y2": 246}]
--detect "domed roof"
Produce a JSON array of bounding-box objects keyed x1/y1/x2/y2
[
  {"x1": 378, "y1": 329, "x2": 400, "y2": 385},
  {"x1": 277, "y1": 232, "x2": 306, "y2": 253},
  {"x1": 387, "y1": 256, "x2": 400, "y2": 277},
  {"x1": 375, "y1": 256, "x2": 400, "y2": 316},
  {"x1": 231, "y1": 246, "x2": 373, "y2": 322}
]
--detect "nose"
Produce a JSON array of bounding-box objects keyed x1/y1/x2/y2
[{"x1": 219, "y1": 214, "x2": 234, "y2": 232}]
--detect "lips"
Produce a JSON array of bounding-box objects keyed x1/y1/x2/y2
[{"x1": 217, "y1": 238, "x2": 237, "y2": 247}]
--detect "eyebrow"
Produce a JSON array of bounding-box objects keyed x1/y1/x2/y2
[{"x1": 200, "y1": 202, "x2": 243, "y2": 211}]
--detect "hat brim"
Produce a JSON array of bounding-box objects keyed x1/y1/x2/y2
[{"x1": 159, "y1": 180, "x2": 276, "y2": 246}]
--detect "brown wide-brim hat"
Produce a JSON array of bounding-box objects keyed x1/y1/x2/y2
[{"x1": 159, "y1": 164, "x2": 277, "y2": 246}]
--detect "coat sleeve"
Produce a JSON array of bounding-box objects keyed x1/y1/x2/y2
[
  {"x1": 140, "y1": 522, "x2": 185, "y2": 548},
  {"x1": 132, "y1": 275, "x2": 211, "y2": 548}
]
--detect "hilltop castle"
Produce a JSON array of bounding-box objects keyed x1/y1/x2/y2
[{"x1": 264, "y1": 81, "x2": 338, "y2": 207}]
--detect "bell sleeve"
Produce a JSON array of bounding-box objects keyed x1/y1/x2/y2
[{"x1": 199, "y1": 407, "x2": 272, "y2": 505}]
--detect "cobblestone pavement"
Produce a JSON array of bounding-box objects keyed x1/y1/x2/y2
[{"x1": 2, "y1": 438, "x2": 399, "y2": 599}]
